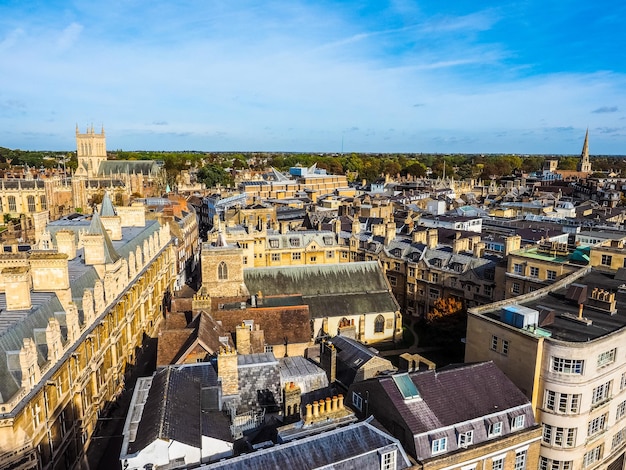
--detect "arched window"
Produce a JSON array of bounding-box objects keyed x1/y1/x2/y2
[
  {"x1": 27, "y1": 195, "x2": 36, "y2": 212},
  {"x1": 218, "y1": 261, "x2": 228, "y2": 280},
  {"x1": 374, "y1": 315, "x2": 385, "y2": 333}
]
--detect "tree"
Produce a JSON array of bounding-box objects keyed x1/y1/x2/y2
[
  {"x1": 427, "y1": 296, "x2": 463, "y2": 324},
  {"x1": 197, "y1": 164, "x2": 234, "y2": 188}
]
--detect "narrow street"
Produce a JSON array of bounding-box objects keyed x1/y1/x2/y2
[{"x1": 85, "y1": 337, "x2": 157, "y2": 470}]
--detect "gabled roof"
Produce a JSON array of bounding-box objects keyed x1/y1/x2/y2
[
  {"x1": 243, "y1": 262, "x2": 399, "y2": 318},
  {"x1": 128, "y1": 367, "x2": 201, "y2": 454},
  {"x1": 201, "y1": 420, "x2": 411, "y2": 469}
]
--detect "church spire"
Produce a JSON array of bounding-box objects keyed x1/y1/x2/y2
[{"x1": 577, "y1": 129, "x2": 592, "y2": 173}]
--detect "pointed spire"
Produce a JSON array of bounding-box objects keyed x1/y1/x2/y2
[
  {"x1": 582, "y1": 128, "x2": 589, "y2": 160},
  {"x1": 100, "y1": 191, "x2": 116, "y2": 217}
]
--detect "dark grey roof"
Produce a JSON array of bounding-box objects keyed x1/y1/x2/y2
[
  {"x1": 98, "y1": 160, "x2": 160, "y2": 177},
  {"x1": 128, "y1": 367, "x2": 201, "y2": 454},
  {"x1": 330, "y1": 335, "x2": 386, "y2": 386},
  {"x1": 243, "y1": 262, "x2": 399, "y2": 318},
  {"x1": 489, "y1": 268, "x2": 626, "y2": 342},
  {"x1": 200, "y1": 420, "x2": 411, "y2": 469}
]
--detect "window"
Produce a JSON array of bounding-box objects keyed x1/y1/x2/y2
[
  {"x1": 408, "y1": 268, "x2": 415, "y2": 277},
  {"x1": 583, "y1": 445, "x2": 602, "y2": 467},
  {"x1": 601, "y1": 254, "x2": 612, "y2": 266},
  {"x1": 591, "y1": 381, "x2": 612, "y2": 405},
  {"x1": 431, "y1": 273, "x2": 439, "y2": 283},
  {"x1": 388, "y1": 276, "x2": 397, "y2": 287},
  {"x1": 552, "y1": 357, "x2": 584, "y2": 374},
  {"x1": 543, "y1": 425, "x2": 576, "y2": 447},
  {"x1": 431, "y1": 437, "x2": 447, "y2": 454},
  {"x1": 217, "y1": 261, "x2": 228, "y2": 280},
  {"x1": 310, "y1": 256, "x2": 317, "y2": 262},
  {"x1": 511, "y1": 415, "x2": 525, "y2": 430},
  {"x1": 622, "y1": 372, "x2": 626, "y2": 390},
  {"x1": 271, "y1": 253, "x2": 281, "y2": 262},
  {"x1": 501, "y1": 339, "x2": 509, "y2": 356},
  {"x1": 547, "y1": 270, "x2": 557, "y2": 281},
  {"x1": 289, "y1": 238, "x2": 300, "y2": 247},
  {"x1": 597, "y1": 349, "x2": 616, "y2": 368},
  {"x1": 617, "y1": 400, "x2": 626, "y2": 420},
  {"x1": 429, "y1": 288, "x2": 440, "y2": 299},
  {"x1": 488, "y1": 421, "x2": 502, "y2": 437},
  {"x1": 539, "y1": 458, "x2": 572, "y2": 470},
  {"x1": 513, "y1": 263, "x2": 523, "y2": 274},
  {"x1": 458, "y1": 430, "x2": 473, "y2": 447},
  {"x1": 514, "y1": 450, "x2": 527, "y2": 470},
  {"x1": 240, "y1": 242, "x2": 248, "y2": 249},
  {"x1": 352, "y1": 392, "x2": 363, "y2": 411},
  {"x1": 0, "y1": 198, "x2": 2, "y2": 212},
  {"x1": 380, "y1": 450, "x2": 396, "y2": 470},
  {"x1": 544, "y1": 390, "x2": 581, "y2": 413},
  {"x1": 587, "y1": 414, "x2": 607, "y2": 437},
  {"x1": 292, "y1": 252, "x2": 301, "y2": 261},
  {"x1": 27, "y1": 195, "x2": 36, "y2": 212},
  {"x1": 8, "y1": 196, "x2": 16, "y2": 212},
  {"x1": 484, "y1": 285, "x2": 493, "y2": 297},
  {"x1": 492, "y1": 457, "x2": 504, "y2": 470},
  {"x1": 269, "y1": 239, "x2": 279, "y2": 248},
  {"x1": 243, "y1": 256, "x2": 248, "y2": 265},
  {"x1": 264, "y1": 345, "x2": 273, "y2": 353},
  {"x1": 530, "y1": 266, "x2": 539, "y2": 277},
  {"x1": 612, "y1": 427, "x2": 626, "y2": 449},
  {"x1": 512, "y1": 283, "x2": 520, "y2": 294},
  {"x1": 326, "y1": 251, "x2": 334, "y2": 258},
  {"x1": 374, "y1": 315, "x2": 385, "y2": 333},
  {"x1": 491, "y1": 335, "x2": 498, "y2": 351}
]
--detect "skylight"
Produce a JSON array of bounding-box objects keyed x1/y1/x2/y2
[{"x1": 392, "y1": 373, "x2": 420, "y2": 400}]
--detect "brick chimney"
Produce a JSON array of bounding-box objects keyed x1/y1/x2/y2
[
  {"x1": 217, "y1": 347, "x2": 239, "y2": 396},
  {"x1": 320, "y1": 340, "x2": 337, "y2": 383},
  {"x1": 55, "y1": 230, "x2": 77, "y2": 260},
  {"x1": 3, "y1": 266, "x2": 31, "y2": 311}
]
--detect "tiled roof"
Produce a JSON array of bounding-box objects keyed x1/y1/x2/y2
[
  {"x1": 128, "y1": 367, "x2": 201, "y2": 454},
  {"x1": 200, "y1": 420, "x2": 411, "y2": 469}
]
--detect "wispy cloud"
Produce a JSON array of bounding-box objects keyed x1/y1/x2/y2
[
  {"x1": 56, "y1": 23, "x2": 83, "y2": 51},
  {"x1": 592, "y1": 106, "x2": 618, "y2": 113}
]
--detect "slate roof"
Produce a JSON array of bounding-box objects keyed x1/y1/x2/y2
[
  {"x1": 200, "y1": 420, "x2": 411, "y2": 469},
  {"x1": 127, "y1": 367, "x2": 201, "y2": 454},
  {"x1": 85, "y1": 211, "x2": 121, "y2": 263},
  {"x1": 351, "y1": 362, "x2": 537, "y2": 460},
  {"x1": 243, "y1": 262, "x2": 399, "y2": 318},
  {"x1": 98, "y1": 160, "x2": 160, "y2": 177}
]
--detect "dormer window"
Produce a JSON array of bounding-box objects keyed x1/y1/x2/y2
[
  {"x1": 488, "y1": 421, "x2": 503, "y2": 437},
  {"x1": 289, "y1": 238, "x2": 300, "y2": 247},
  {"x1": 432, "y1": 258, "x2": 442, "y2": 268},
  {"x1": 269, "y1": 239, "x2": 279, "y2": 248}
]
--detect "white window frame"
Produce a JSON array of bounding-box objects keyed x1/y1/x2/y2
[
  {"x1": 512, "y1": 415, "x2": 525, "y2": 430},
  {"x1": 352, "y1": 392, "x2": 363, "y2": 411},
  {"x1": 431, "y1": 437, "x2": 447, "y2": 454},
  {"x1": 597, "y1": 349, "x2": 616, "y2": 368},
  {"x1": 547, "y1": 270, "x2": 557, "y2": 281},
  {"x1": 529, "y1": 266, "x2": 539, "y2": 277},
  {"x1": 380, "y1": 449, "x2": 396, "y2": 470},
  {"x1": 514, "y1": 449, "x2": 527, "y2": 470},
  {"x1": 458, "y1": 430, "x2": 473, "y2": 448},
  {"x1": 552, "y1": 357, "x2": 584, "y2": 374},
  {"x1": 591, "y1": 381, "x2": 612, "y2": 405},
  {"x1": 488, "y1": 421, "x2": 503, "y2": 437}
]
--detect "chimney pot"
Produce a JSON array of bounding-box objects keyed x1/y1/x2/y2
[
  {"x1": 313, "y1": 401, "x2": 319, "y2": 418},
  {"x1": 337, "y1": 394, "x2": 344, "y2": 410},
  {"x1": 332, "y1": 395, "x2": 338, "y2": 412}
]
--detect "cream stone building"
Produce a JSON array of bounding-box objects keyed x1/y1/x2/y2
[
  {"x1": 0, "y1": 194, "x2": 176, "y2": 470},
  {"x1": 465, "y1": 266, "x2": 626, "y2": 470}
]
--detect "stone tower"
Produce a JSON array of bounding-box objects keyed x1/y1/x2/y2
[
  {"x1": 577, "y1": 129, "x2": 592, "y2": 173},
  {"x1": 76, "y1": 125, "x2": 107, "y2": 178},
  {"x1": 197, "y1": 231, "x2": 249, "y2": 299}
]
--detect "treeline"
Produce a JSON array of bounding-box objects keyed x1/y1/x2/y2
[{"x1": 3, "y1": 147, "x2": 626, "y2": 187}]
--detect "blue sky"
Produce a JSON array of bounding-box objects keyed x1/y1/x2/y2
[{"x1": 1, "y1": 1, "x2": 625, "y2": 154}]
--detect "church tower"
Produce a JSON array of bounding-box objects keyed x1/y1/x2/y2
[
  {"x1": 577, "y1": 129, "x2": 592, "y2": 173},
  {"x1": 75, "y1": 125, "x2": 107, "y2": 178}
]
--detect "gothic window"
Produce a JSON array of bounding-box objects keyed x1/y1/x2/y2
[
  {"x1": 375, "y1": 314, "x2": 385, "y2": 333},
  {"x1": 27, "y1": 195, "x2": 36, "y2": 212},
  {"x1": 8, "y1": 196, "x2": 16, "y2": 212},
  {"x1": 40, "y1": 195, "x2": 47, "y2": 210},
  {"x1": 218, "y1": 261, "x2": 228, "y2": 280}
]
